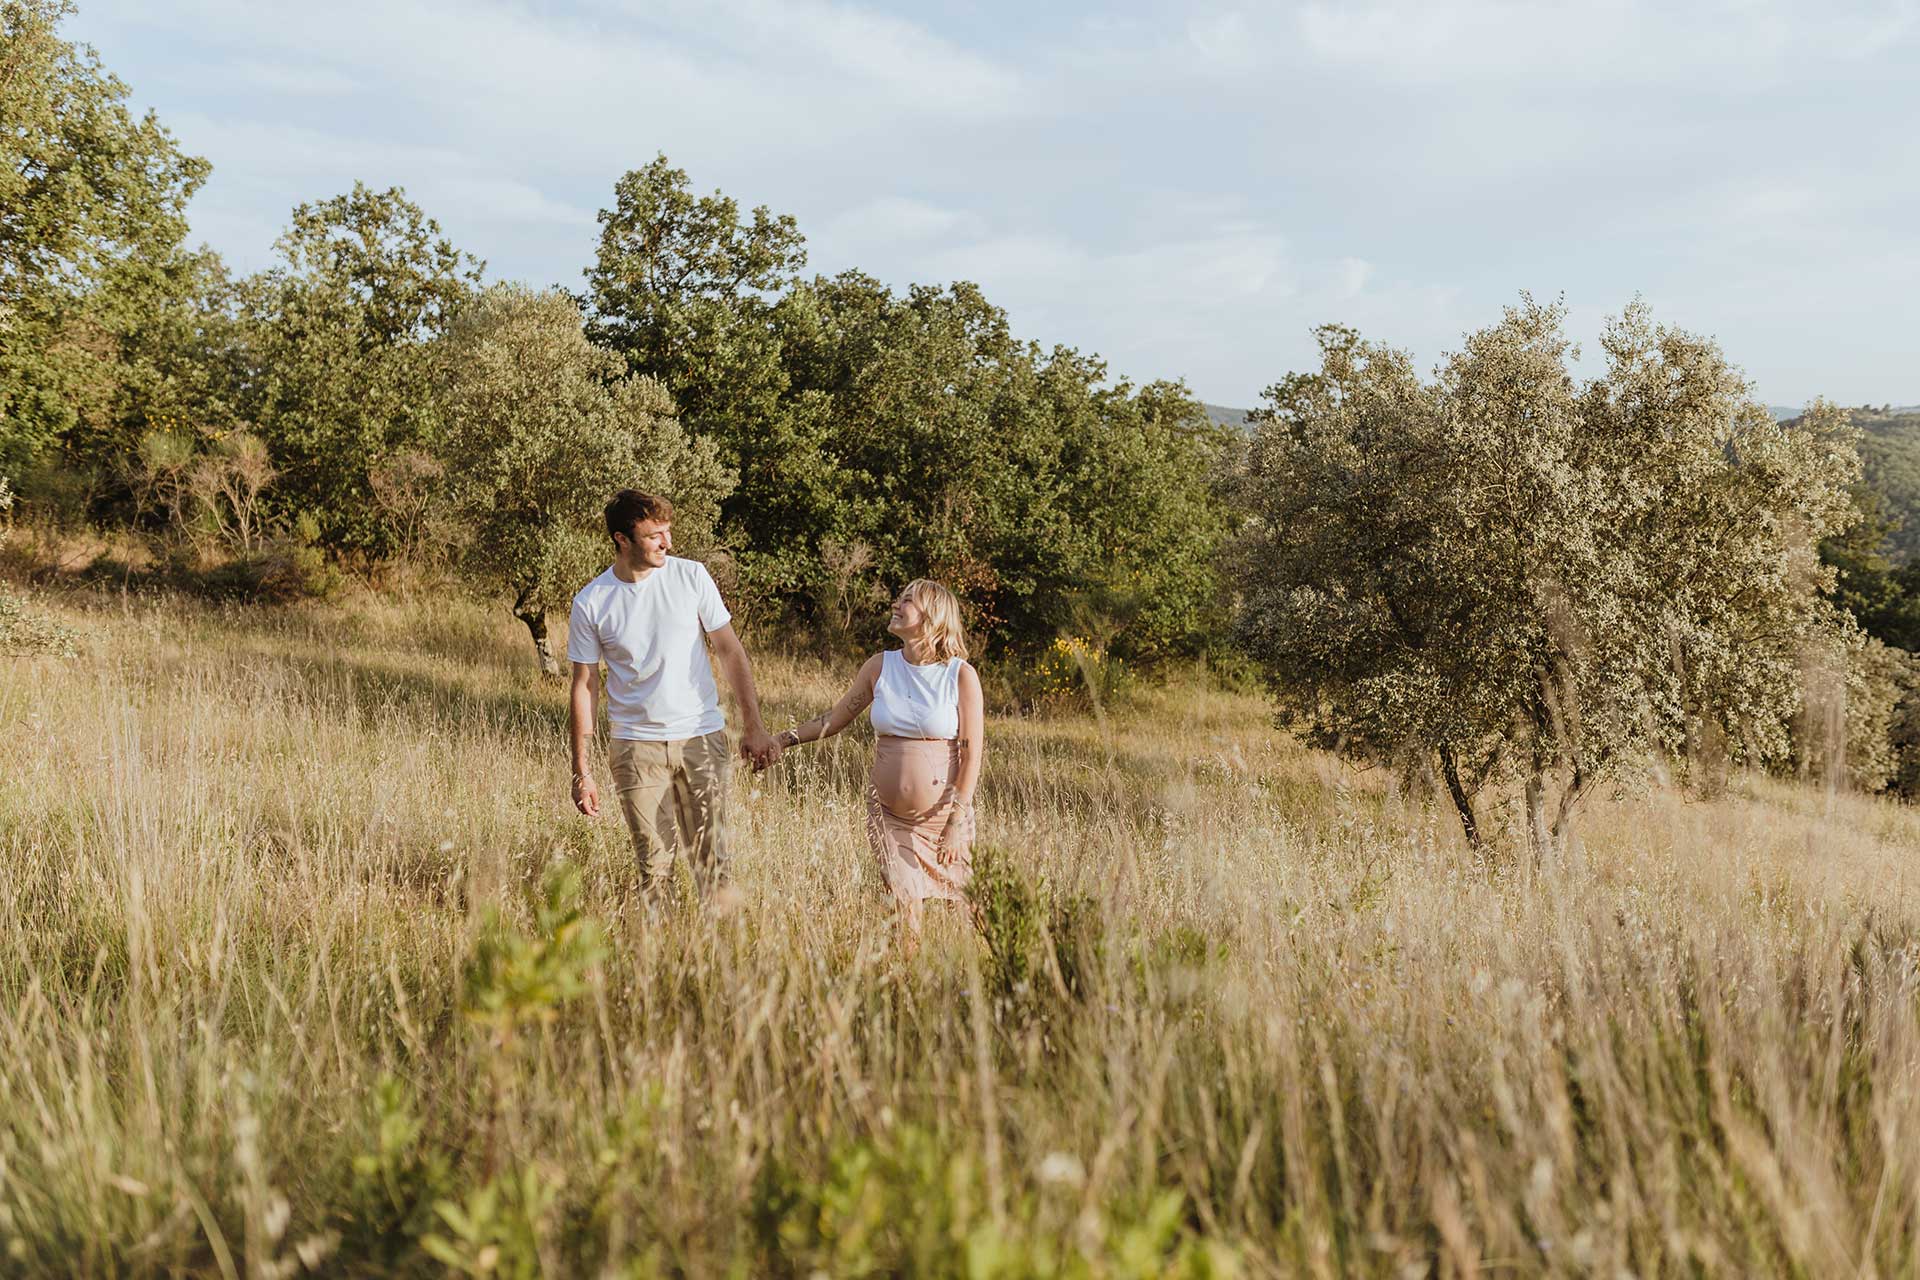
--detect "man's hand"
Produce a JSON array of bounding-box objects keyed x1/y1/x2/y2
[
  {"x1": 740, "y1": 728, "x2": 781, "y2": 772},
  {"x1": 572, "y1": 773, "x2": 600, "y2": 816}
]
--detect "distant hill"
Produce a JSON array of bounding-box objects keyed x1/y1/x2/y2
[
  {"x1": 1763, "y1": 406, "x2": 1920, "y2": 563},
  {"x1": 1771, "y1": 404, "x2": 1920, "y2": 421},
  {"x1": 1848, "y1": 408, "x2": 1920, "y2": 564},
  {"x1": 1202, "y1": 403, "x2": 1253, "y2": 430}
]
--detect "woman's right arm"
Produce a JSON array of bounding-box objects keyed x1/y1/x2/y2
[{"x1": 781, "y1": 654, "x2": 882, "y2": 748}]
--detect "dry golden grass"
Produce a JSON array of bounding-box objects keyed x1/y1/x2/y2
[{"x1": 1, "y1": 588, "x2": 1918, "y2": 1277}]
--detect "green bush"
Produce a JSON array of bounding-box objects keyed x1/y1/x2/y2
[
  {"x1": 0, "y1": 585, "x2": 79, "y2": 657},
  {"x1": 339, "y1": 1074, "x2": 451, "y2": 1266},
  {"x1": 967, "y1": 844, "x2": 1105, "y2": 1016},
  {"x1": 193, "y1": 525, "x2": 339, "y2": 602},
  {"x1": 1011, "y1": 635, "x2": 1134, "y2": 711},
  {"x1": 751, "y1": 1124, "x2": 1238, "y2": 1279}
]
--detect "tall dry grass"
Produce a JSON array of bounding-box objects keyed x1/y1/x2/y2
[{"x1": 1, "y1": 588, "x2": 1917, "y2": 1276}]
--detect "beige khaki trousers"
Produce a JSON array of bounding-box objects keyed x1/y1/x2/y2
[{"x1": 608, "y1": 729, "x2": 731, "y2": 890}]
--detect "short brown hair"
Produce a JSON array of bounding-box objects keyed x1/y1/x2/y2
[{"x1": 604, "y1": 489, "x2": 673, "y2": 545}]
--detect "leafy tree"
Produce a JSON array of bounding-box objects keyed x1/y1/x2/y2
[
  {"x1": 1232, "y1": 299, "x2": 1858, "y2": 851},
  {"x1": 765, "y1": 273, "x2": 1233, "y2": 657},
  {"x1": 583, "y1": 160, "x2": 1234, "y2": 659},
  {"x1": 583, "y1": 153, "x2": 803, "y2": 437},
  {"x1": 1793, "y1": 634, "x2": 1920, "y2": 796},
  {"x1": 0, "y1": 0, "x2": 210, "y2": 485},
  {"x1": 243, "y1": 183, "x2": 480, "y2": 559},
  {"x1": 438, "y1": 285, "x2": 733, "y2": 674},
  {"x1": 1038, "y1": 363, "x2": 1236, "y2": 661}
]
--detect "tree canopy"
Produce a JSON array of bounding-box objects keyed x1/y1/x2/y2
[
  {"x1": 1, "y1": 0, "x2": 210, "y2": 482},
  {"x1": 1233, "y1": 298, "x2": 1859, "y2": 847},
  {"x1": 439, "y1": 284, "x2": 733, "y2": 672},
  {"x1": 241, "y1": 184, "x2": 481, "y2": 558},
  {"x1": 585, "y1": 167, "x2": 1235, "y2": 659}
]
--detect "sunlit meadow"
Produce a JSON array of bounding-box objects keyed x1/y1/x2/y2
[{"x1": 1, "y1": 588, "x2": 1917, "y2": 1276}]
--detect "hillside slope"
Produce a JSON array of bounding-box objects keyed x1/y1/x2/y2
[
  {"x1": 1852, "y1": 408, "x2": 1920, "y2": 562},
  {"x1": 1, "y1": 591, "x2": 1917, "y2": 1272}
]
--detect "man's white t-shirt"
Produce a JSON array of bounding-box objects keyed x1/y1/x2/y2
[{"x1": 566, "y1": 557, "x2": 732, "y2": 741}]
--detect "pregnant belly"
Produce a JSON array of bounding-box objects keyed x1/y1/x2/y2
[{"x1": 872, "y1": 737, "x2": 957, "y2": 820}]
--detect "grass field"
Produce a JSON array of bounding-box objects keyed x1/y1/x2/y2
[{"x1": 2, "y1": 589, "x2": 1918, "y2": 1277}]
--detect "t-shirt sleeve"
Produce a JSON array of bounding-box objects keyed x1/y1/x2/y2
[
  {"x1": 694, "y1": 563, "x2": 732, "y2": 633},
  {"x1": 565, "y1": 594, "x2": 602, "y2": 665}
]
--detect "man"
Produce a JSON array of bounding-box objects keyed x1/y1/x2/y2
[{"x1": 567, "y1": 489, "x2": 779, "y2": 893}]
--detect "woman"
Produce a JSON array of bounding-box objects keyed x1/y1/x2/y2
[{"x1": 776, "y1": 579, "x2": 984, "y2": 937}]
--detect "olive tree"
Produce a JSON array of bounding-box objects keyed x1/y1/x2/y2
[
  {"x1": 1233, "y1": 298, "x2": 1857, "y2": 852},
  {"x1": 243, "y1": 184, "x2": 479, "y2": 558},
  {"x1": 1, "y1": 0, "x2": 210, "y2": 483},
  {"x1": 439, "y1": 285, "x2": 734, "y2": 674}
]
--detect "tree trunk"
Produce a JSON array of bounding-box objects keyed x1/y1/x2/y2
[
  {"x1": 517, "y1": 606, "x2": 560, "y2": 678},
  {"x1": 1437, "y1": 745, "x2": 1481, "y2": 847},
  {"x1": 1549, "y1": 764, "x2": 1589, "y2": 842},
  {"x1": 1525, "y1": 772, "x2": 1554, "y2": 864}
]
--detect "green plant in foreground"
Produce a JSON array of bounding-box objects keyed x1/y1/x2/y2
[
  {"x1": 753, "y1": 1124, "x2": 1237, "y2": 1279},
  {"x1": 422, "y1": 863, "x2": 606, "y2": 1267},
  {"x1": 421, "y1": 1164, "x2": 563, "y2": 1279},
  {"x1": 343, "y1": 1074, "x2": 450, "y2": 1262},
  {"x1": 968, "y1": 843, "x2": 1105, "y2": 1015},
  {"x1": 461, "y1": 862, "x2": 606, "y2": 1051}
]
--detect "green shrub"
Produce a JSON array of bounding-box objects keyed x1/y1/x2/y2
[
  {"x1": 0, "y1": 585, "x2": 78, "y2": 657},
  {"x1": 1015, "y1": 635, "x2": 1133, "y2": 711},
  {"x1": 462, "y1": 862, "x2": 606, "y2": 1051},
  {"x1": 751, "y1": 1124, "x2": 1238, "y2": 1279},
  {"x1": 422, "y1": 1164, "x2": 564, "y2": 1279},
  {"x1": 340, "y1": 1073, "x2": 451, "y2": 1265},
  {"x1": 968, "y1": 844, "x2": 1105, "y2": 1016},
  {"x1": 193, "y1": 513, "x2": 339, "y2": 602}
]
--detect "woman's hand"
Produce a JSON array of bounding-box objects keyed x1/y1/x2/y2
[{"x1": 937, "y1": 796, "x2": 975, "y2": 866}]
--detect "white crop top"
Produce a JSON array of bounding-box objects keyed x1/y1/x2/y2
[{"x1": 870, "y1": 650, "x2": 962, "y2": 739}]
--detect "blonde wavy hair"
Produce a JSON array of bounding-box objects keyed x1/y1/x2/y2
[{"x1": 899, "y1": 578, "x2": 969, "y2": 662}]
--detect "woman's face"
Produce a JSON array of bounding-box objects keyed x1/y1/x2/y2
[{"x1": 887, "y1": 592, "x2": 925, "y2": 639}]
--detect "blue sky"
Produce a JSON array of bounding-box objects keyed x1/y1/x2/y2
[{"x1": 72, "y1": 0, "x2": 1920, "y2": 408}]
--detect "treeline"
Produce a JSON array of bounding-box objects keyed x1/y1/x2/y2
[
  {"x1": 1, "y1": 1, "x2": 1232, "y2": 672},
  {"x1": 4, "y1": 0, "x2": 1916, "y2": 830}
]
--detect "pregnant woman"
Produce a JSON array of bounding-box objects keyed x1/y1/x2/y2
[{"x1": 777, "y1": 579, "x2": 984, "y2": 940}]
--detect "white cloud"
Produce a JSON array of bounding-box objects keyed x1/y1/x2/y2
[
  {"x1": 1293, "y1": 0, "x2": 1919, "y2": 85},
  {"x1": 609, "y1": 0, "x2": 1028, "y2": 117},
  {"x1": 822, "y1": 197, "x2": 982, "y2": 249},
  {"x1": 1334, "y1": 257, "x2": 1372, "y2": 299},
  {"x1": 1185, "y1": 10, "x2": 1262, "y2": 73},
  {"x1": 66, "y1": 0, "x2": 1920, "y2": 405},
  {"x1": 227, "y1": 59, "x2": 360, "y2": 95}
]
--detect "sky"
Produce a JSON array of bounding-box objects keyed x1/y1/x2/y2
[{"x1": 69, "y1": 0, "x2": 1920, "y2": 409}]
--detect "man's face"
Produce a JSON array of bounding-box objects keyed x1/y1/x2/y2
[{"x1": 622, "y1": 518, "x2": 672, "y2": 566}]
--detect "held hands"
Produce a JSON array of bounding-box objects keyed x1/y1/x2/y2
[{"x1": 740, "y1": 728, "x2": 783, "y2": 772}]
